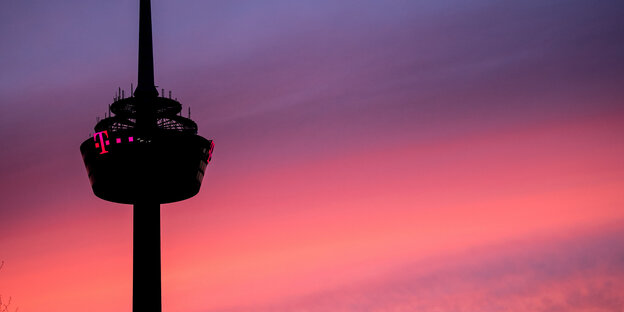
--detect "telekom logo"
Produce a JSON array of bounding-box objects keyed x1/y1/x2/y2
[
  {"x1": 94, "y1": 131, "x2": 110, "y2": 154},
  {"x1": 94, "y1": 131, "x2": 134, "y2": 154}
]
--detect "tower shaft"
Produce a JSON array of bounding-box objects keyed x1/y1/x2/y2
[{"x1": 133, "y1": 202, "x2": 162, "y2": 312}]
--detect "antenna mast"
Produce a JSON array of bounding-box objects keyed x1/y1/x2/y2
[{"x1": 134, "y1": 0, "x2": 158, "y2": 98}]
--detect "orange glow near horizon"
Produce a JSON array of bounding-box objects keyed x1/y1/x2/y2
[{"x1": 4, "y1": 110, "x2": 622, "y2": 311}]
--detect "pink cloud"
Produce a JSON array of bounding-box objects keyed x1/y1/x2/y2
[{"x1": 210, "y1": 224, "x2": 624, "y2": 312}]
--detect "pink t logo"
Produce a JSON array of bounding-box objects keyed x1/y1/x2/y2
[{"x1": 94, "y1": 131, "x2": 110, "y2": 154}]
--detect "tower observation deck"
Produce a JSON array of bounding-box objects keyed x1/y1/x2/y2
[{"x1": 79, "y1": 0, "x2": 214, "y2": 311}]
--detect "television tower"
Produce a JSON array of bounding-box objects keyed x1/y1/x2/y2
[{"x1": 79, "y1": 1, "x2": 214, "y2": 311}]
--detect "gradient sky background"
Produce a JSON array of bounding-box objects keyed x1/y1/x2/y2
[{"x1": 1, "y1": 0, "x2": 624, "y2": 311}]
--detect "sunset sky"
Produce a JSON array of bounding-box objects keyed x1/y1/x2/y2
[{"x1": 1, "y1": 0, "x2": 623, "y2": 311}]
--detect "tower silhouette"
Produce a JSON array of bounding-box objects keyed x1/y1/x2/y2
[{"x1": 79, "y1": 1, "x2": 214, "y2": 311}]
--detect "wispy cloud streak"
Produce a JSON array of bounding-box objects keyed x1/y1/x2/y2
[{"x1": 213, "y1": 225, "x2": 624, "y2": 312}]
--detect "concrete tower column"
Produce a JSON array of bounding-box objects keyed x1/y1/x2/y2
[{"x1": 133, "y1": 201, "x2": 162, "y2": 312}]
